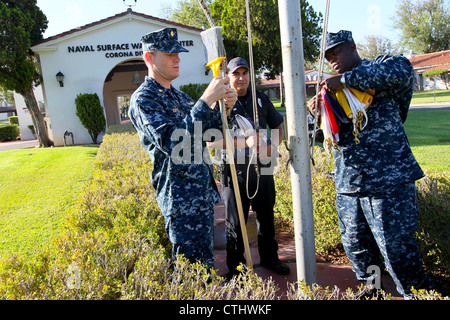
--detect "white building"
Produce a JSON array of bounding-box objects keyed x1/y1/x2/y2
[
  {"x1": 14, "y1": 9, "x2": 211, "y2": 146},
  {"x1": 408, "y1": 49, "x2": 450, "y2": 92}
]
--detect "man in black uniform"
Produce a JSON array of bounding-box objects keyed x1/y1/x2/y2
[{"x1": 210, "y1": 57, "x2": 289, "y2": 277}]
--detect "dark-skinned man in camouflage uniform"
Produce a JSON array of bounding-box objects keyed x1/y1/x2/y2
[
  {"x1": 308, "y1": 30, "x2": 433, "y2": 298},
  {"x1": 129, "y1": 28, "x2": 237, "y2": 270}
]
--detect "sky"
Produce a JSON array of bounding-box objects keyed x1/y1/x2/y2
[{"x1": 36, "y1": 0, "x2": 402, "y2": 45}]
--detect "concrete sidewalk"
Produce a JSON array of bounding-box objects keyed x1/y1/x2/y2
[
  {"x1": 410, "y1": 102, "x2": 450, "y2": 110},
  {"x1": 213, "y1": 183, "x2": 403, "y2": 300},
  {"x1": 0, "y1": 139, "x2": 39, "y2": 151}
]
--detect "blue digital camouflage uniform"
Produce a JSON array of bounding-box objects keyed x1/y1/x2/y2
[
  {"x1": 325, "y1": 31, "x2": 433, "y2": 297},
  {"x1": 128, "y1": 28, "x2": 222, "y2": 270}
]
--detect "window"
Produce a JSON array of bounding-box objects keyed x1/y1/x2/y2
[{"x1": 117, "y1": 95, "x2": 131, "y2": 123}]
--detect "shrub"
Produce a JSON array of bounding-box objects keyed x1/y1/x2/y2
[
  {"x1": 1, "y1": 124, "x2": 446, "y2": 300},
  {"x1": 274, "y1": 145, "x2": 342, "y2": 257},
  {"x1": 8, "y1": 116, "x2": 18, "y2": 125},
  {"x1": 416, "y1": 171, "x2": 450, "y2": 296},
  {"x1": 27, "y1": 125, "x2": 36, "y2": 138},
  {"x1": 0, "y1": 124, "x2": 20, "y2": 142},
  {"x1": 0, "y1": 124, "x2": 279, "y2": 300},
  {"x1": 179, "y1": 83, "x2": 209, "y2": 101},
  {"x1": 0, "y1": 127, "x2": 168, "y2": 299},
  {"x1": 75, "y1": 93, "x2": 106, "y2": 144}
]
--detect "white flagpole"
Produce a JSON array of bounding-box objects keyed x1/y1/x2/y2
[{"x1": 278, "y1": 0, "x2": 317, "y2": 285}]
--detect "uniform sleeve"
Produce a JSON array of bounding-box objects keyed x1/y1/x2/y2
[
  {"x1": 344, "y1": 55, "x2": 415, "y2": 93},
  {"x1": 130, "y1": 94, "x2": 219, "y2": 156},
  {"x1": 344, "y1": 55, "x2": 415, "y2": 122}
]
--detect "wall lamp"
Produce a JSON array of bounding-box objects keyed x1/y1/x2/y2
[{"x1": 56, "y1": 71, "x2": 64, "y2": 87}]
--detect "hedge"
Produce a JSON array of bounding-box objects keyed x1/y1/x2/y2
[
  {"x1": 0, "y1": 124, "x2": 282, "y2": 300},
  {"x1": 274, "y1": 145, "x2": 341, "y2": 257},
  {"x1": 0, "y1": 124, "x2": 20, "y2": 142},
  {"x1": 8, "y1": 116, "x2": 19, "y2": 125},
  {"x1": 179, "y1": 83, "x2": 209, "y2": 102},
  {"x1": 0, "y1": 125, "x2": 446, "y2": 300}
]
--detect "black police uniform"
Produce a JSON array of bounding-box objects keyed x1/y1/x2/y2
[{"x1": 221, "y1": 90, "x2": 284, "y2": 273}]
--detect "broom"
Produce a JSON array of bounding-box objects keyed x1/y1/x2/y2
[{"x1": 198, "y1": 1, "x2": 253, "y2": 271}]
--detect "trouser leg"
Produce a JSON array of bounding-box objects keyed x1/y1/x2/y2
[
  {"x1": 337, "y1": 183, "x2": 433, "y2": 297},
  {"x1": 249, "y1": 170, "x2": 279, "y2": 264},
  {"x1": 223, "y1": 164, "x2": 280, "y2": 272},
  {"x1": 165, "y1": 207, "x2": 215, "y2": 270},
  {"x1": 359, "y1": 183, "x2": 433, "y2": 297},
  {"x1": 336, "y1": 193, "x2": 384, "y2": 282},
  {"x1": 222, "y1": 176, "x2": 251, "y2": 273}
]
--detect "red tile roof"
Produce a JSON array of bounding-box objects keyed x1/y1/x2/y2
[
  {"x1": 33, "y1": 10, "x2": 203, "y2": 47},
  {"x1": 258, "y1": 76, "x2": 282, "y2": 87},
  {"x1": 409, "y1": 50, "x2": 450, "y2": 74}
]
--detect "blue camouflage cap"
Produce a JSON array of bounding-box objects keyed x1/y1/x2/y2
[
  {"x1": 227, "y1": 57, "x2": 249, "y2": 73},
  {"x1": 325, "y1": 30, "x2": 355, "y2": 52},
  {"x1": 141, "y1": 28, "x2": 189, "y2": 53}
]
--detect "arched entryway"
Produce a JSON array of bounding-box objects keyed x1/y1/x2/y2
[{"x1": 103, "y1": 59, "x2": 147, "y2": 126}]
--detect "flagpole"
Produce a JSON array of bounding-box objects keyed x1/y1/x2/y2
[{"x1": 278, "y1": 0, "x2": 317, "y2": 285}]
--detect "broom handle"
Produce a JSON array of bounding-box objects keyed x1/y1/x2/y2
[
  {"x1": 197, "y1": 0, "x2": 253, "y2": 270},
  {"x1": 220, "y1": 101, "x2": 253, "y2": 271}
]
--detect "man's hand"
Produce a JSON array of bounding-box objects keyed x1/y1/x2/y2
[
  {"x1": 224, "y1": 87, "x2": 237, "y2": 113},
  {"x1": 308, "y1": 93, "x2": 322, "y2": 116},
  {"x1": 320, "y1": 74, "x2": 343, "y2": 93},
  {"x1": 200, "y1": 76, "x2": 232, "y2": 109},
  {"x1": 245, "y1": 132, "x2": 264, "y2": 149}
]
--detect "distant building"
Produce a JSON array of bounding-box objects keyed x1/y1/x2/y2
[
  {"x1": 0, "y1": 103, "x2": 16, "y2": 121},
  {"x1": 258, "y1": 70, "x2": 333, "y2": 100},
  {"x1": 408, "y1": 50, "x2": 450, "y2": 91}
]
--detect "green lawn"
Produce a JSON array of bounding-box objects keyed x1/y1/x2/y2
[
  {"x1": 0, "y1": 145, "x2": 98, "y2": 258},
  {"x1": 405, "y1": 110, "x2": 450, "y2": 171},
  {"x1": 271, "y1": 106, "x2": 448, "y2": 171},
  {"x1": 410, "y1": 89, "x2": 450, "y2": 104},
  {"x1": 272, "y1": 90, "x2": 450, "y2": 112}
]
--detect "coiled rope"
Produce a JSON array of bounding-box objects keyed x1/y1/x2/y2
[{"x1": 311, "y1": 0, "x2": 331, "y2": 165}]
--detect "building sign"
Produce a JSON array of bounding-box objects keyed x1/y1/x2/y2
[{"x1": 67, "y1": 40, "x2": 195, "y2": 58}]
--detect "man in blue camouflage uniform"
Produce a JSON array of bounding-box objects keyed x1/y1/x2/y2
[
  {"x1": 128, "y1": 28, "x2": 237, "y2": 270},
  {"x1": 308, "y1": 30, "x2": 433, "y2": 298}
]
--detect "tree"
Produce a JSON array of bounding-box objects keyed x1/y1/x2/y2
[
  {"x1": 165, "y1": 0, "x2": 321, "y2": 78},
  {"x1": 393, "y1": 0, "x2": 450, "y2": 54},
  {"x1": 0, "y1": 0, "x2": 53, "y2": 147},
  {"x1": 0, "y1": 88, "x2": 14, "y2": 106},
  {"x1": 210, "y1": 0, "x2": 322, "y2": 79},
  {"x1": 163, "y1": 0, "x2": 211, "y2": 29},
  {"x1": 75, "y1": 93, "x2": 106, "y2": 144},
  {"x1": 357, "y1": 35, "x2": 398, "y2": 60}
]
